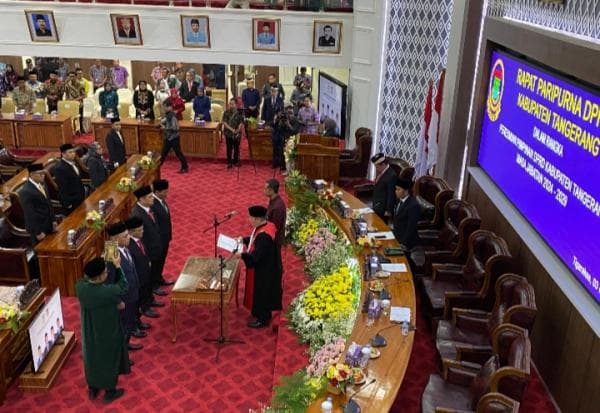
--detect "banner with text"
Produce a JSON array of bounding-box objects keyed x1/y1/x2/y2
[{"x1": 478, "y1": 50, "x2": 600, "y2": 304}]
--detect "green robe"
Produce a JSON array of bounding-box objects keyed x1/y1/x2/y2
[{"x1": 76, "y1": 268, "x2": 130, "y2": 389}]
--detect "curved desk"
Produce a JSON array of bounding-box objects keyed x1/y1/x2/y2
[{"x1": 305, "y1": 187, "x2": 416, "y2": 412}]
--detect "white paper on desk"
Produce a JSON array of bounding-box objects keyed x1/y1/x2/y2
[
  {"x1": 314, "y1": 179, "x2": 327, "y2": 185},
  {"x1": 354, "y1": 207, "x2": 374, "y2": 215},
  {"x1": 380, "y1": 263, "x2": 408, "y2": 273},
  {"x1": 368, "y1": 231, "x2": 395, "y2": 240},
  {"x1": 390, "y1": 307, "x2": 411, "y2": 323},
  {"x1": 217, "y1": 234, "x2": 240, "y2": 253}
]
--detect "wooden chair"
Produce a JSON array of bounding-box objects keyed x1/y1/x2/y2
[
  {"x1": 82, "y1": 97, "x2": 96, "y2": 133},
  {"x1": 412, "y1": 199, "x2": 481, "y2": 277},
  {"x1": 57, "y1": 100, "x2": 81, "y2": 133},
  {"x1": 421, "y1": 324, "x2": 531, "y2": 412},
  {"x1": 1, "y1": 97, "x2": 15, "y2": 114},
  {"x1": 420, "y1": 230, "x2": 514, "y2": 325},
  {"x1": 183, "y1": 102, "x2": 193, "y2": 121},
  {"x1": 210, "y1": 89, "x2": 227, "y2": 104},
  {"x1": 0, "y1": 217, "x2": 35, "y2": 284},
  {"x1": 296, "y1": 135, "x2": 340, "y2": 183},
  {"x1": 339, "y1": 129, "x2": 372, "y2": 179},
  {"x1": 210, "y1": 103, "x2": 224, "y2": 122},
  {"x1": 436, "y1": 273, "x2": 537, "y2": 365},
  {"x1": 33, "y1": 98, "x2": 46, "y2": 114},
  {"x1": 414, "y1": 176, "x2": 454, "y2": 230}
]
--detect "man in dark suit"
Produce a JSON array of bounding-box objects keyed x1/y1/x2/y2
[
  {"x1": 261, "y1": 87, "x2": 284, "y2": 125},
  {"x1": 20, "y1": 163, "x2": 57, "y2": 245},
  {"x1": 105, "y1": 222, "x2": 144, "y2": 352},
  {"x1": 131, "y1": 185, "x2": 167, "y2": 297},
  {"x1": 125, "y1": 217, "x2": 160, "y2": 322},
  {"x1": 178, "y1": 71, "x2": 199, "y2": 102},
  {"x1": 392, "y1": 178, "x2": 421, "y2": 250},
  {"x1": 370, "y1": 153, "x2": 398, "y2": 223},
  {"x1": 151, "y1": 179, "x2": 174, "y2": 287},
  {"x1": 117, "y1": 17, "x2": 136, "y2": 38},
  {"x1": 53, "y1": 143, "x2": 86, "y2": 215},
  {"x1": 106, "y1": 117, "x2": 127, "y2": 167},
  {"x1": 262, "y1": 87, "x2": 285, "y2": 169}
]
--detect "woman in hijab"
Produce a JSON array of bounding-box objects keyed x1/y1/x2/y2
[
  {"x1": 192, "y1": 87, "x2": 212, "y2": 121},
  {"x1": 165, "y1": 88, "x2": 185, "y2": 120},
  {"x1": 133, "y1": 80, "x2": 155, "y2": 120}
]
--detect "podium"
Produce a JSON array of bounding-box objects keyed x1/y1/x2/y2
[{"x1": 295, "y1": 134, "x2": 340, "y2": 183}]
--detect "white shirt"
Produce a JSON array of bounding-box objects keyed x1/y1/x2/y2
[
  {"x1": 136, "y1": 202, "x2": 151, "y2": 214},
  {"x1": 153, "y1": 194, "x2": 168, "y2": 213},
  {"x1": 28, "y1": 178, "x2": 47, "y2": 197},
  {"x1": 395, "y1": 195, "x2": 409, "y2": 214},
  {"x1": 118, "y1": 246, "x2": 133, "y2": 263}
]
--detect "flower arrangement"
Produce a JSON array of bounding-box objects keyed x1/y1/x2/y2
[
  {"x1": 284, "y1": 134, "x2": 298, "y2": 163},
  {"x1": 304, "y1": 241, "x2": 352, "y2": 281},
  {"x1": 355, "y1": 235, "x2": 379, "y2": 253},
  {"x1": 115, "y1": 176, "x2": 137, "y2": 192},
  {"x1": 302, "y1": 265, "x2": 355, "y2": 320},
  {"x1": 0, "y1": 303, "x2": 29, "y2": 334},
  {"x1": 304, "y1": 228, "x2": 337, "y2": 264},
  {"x1": 246, "y1": 116, "x2": 257, "y2": 129},
  {"x1": 306, "y1": 337, "x2": 346, "y2": 377},
  {"x1": 85, "y1": 210, "x2": 105, "y2": 231},
  {"x1": 137, "y1": 155, "x2": 156, "y2": 170},
  {"x1": 326, "y1": 363, "x2": 352, "y2": 394},
  {"x1": 267, "y1": 369, "x2": 326, "y2": 413},
  {"x1": 296, "y1": 218, "x2": 320, "y2": 249}
]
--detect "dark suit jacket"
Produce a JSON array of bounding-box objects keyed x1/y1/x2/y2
[
  {"x1": 150, "y1": 197, "x2": 172, "y2": 249},
  {"x1": 53, "y1": 159, "x2": 85, "y2": 212},
  {"x1": 392, "y1": 195, "x2": 421, "y2": 250},
  {"x1": 129, "y1": 237, "x2": 151, "y2": 288},
  {"x1": 85, "y1": 154, "x2": 108, "y2": 189},
  {"x1": 372, "y1": 166, "x2": 398, "y2": 221},
  {"x1": 118, "y1": 29, "x2": 137, "y2": 38},
  {"x1": 131, "y1": 204, "x2": 163, "y2": 259},
  {"x1": 19, "y1": 180, "x2": 55, "y2": 241},
  {"x1": 106, "y1": 250, "x2": 139, "y2": 303},
  {"x1": 261, "y1": 96, "x2": 284, "y2": 125},
  {"x1": 106, "y1": 129, "x2": 127, "y2": 166},
  {"x1": 179, "y1": 81, "x2": 199, "y2": 102}
]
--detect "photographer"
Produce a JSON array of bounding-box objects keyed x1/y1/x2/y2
[{"x1": 273, "y1": 105, "x2": 300, "y2": 171}]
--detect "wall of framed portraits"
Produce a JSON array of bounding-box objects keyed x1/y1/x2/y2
[{"x1": 0, "y1": 3, "x2": 353, "y2": 68}]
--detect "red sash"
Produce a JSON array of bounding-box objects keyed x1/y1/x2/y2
[{"x1": 243, "y1": 222, "x2": 277, "y2": 312}]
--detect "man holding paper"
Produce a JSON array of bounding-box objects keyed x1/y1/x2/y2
[{"x1": 237, "y1": 205, "x2": 283, "y2": 328}]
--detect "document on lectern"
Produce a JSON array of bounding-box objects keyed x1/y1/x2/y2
[{"x1": 217, "y1": 234, "x2": 240, "y2": 253}]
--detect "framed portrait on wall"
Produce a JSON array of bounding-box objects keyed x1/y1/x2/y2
[
  {"x1": 180, "y1": 15, "x2": 211, "y2": 48},
  {"x1": 110, "y1": 14, "x2": 143, "y2": 46},
  {"x1": 252, "y1": 18, "x2": 280, "y2": 52},
  {"x1": 25, "y1": 10, "x2": 59, "y2": 43},
  {"x1": 313, "y1": 21, "x2": 342, "y2": 54}
]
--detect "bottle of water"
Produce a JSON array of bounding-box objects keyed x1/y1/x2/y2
[
  {"x1": 321, "y1": 396, "x2": 333, "y2": 413},
  {"x1": 402, "y1": 320, "x2": 409, "y2": 336}
]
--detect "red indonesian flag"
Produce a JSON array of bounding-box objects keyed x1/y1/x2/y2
[
  {"x1": 415, "y1": 80, "x2": 434, "y2": 177},
  {"x1": 427, "y1": 69, "x2": 446, "y2": 174}
]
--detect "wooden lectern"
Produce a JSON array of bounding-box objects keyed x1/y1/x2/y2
[{"x1": 295, "y1": 134, "x2": 340, "y2": 183}]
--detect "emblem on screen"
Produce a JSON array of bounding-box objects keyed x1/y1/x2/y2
[{"x1": 486, "y1": 58, "x2": 505, "y2": 122}]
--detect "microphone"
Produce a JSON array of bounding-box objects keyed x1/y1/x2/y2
[
  {"x1": 343, "y1": 378, "x2": 376, "y2": 413},
  {"x1": 224, "y1": 210, "x2": 237, "y2": 218}
]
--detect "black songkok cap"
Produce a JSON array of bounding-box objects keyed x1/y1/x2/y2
[
  {"x1": 395, "y1": 178, "x2": 412, "y2": 190},
  {"x1": 248, "y1": 205, "x2": 267, "y2": 218},
  {"x1": 133, "y1": 185, "x2": 152, "y2": 198},
  {"x1": 125, "y1": 216, "x2": 143, "y2": 230},
  {"x1": 153, "y1": 179, "x2": 169, "y2": 191},
  {"x1": 106, "y1": 222, "x2": 127, "y2": 237},
  {"x1": 84, "y1": 258, "x2": 106, "y2": 278},
  {"x1": 60, "y1": 143, "x2": 74, "y2": 153},
  {"x1": 110, "y1": 117, "x2": 121, "y2": 124},
  {"x1": 370, "y1": 153, "x2": 385, "y2": 165},
  {"x1": 27, "y1": 163, "x2": 44, "y2": 173}
]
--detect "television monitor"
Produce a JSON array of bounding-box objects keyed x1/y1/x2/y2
[
  {"x1": 478, "y1": 49, "x2": 600, "y2": 305},
  {"x1": 318, "y1": 72, "x2": 348, "y2": 139},
  {"x1": 28, "y1": 288, "x2": 64, "y2": 372}
]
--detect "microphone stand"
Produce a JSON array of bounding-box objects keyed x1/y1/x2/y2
[
  {"x1": 202, "y1": 213, "x2": 234, "y2": 258},
  {"x1": 203, "y1": 251, "x2": 245, "y2": 363}
]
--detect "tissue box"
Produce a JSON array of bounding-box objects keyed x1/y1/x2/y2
[
  {"x1": 32, "y1": 112, "x2": 43, "y2": 121},
  {"x1": 345, "y1": 342, "x2": 363, "y2": 367}
]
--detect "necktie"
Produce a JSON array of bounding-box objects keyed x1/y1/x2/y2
[
  {"x1": 117, "y1": 131, "x2": 124, "y2": 144},
  {"x1": 38, "y1": 183, "x2": 48, "y2": 198},
  {"x1": 148, "y1": 210, "x2": 156, "y2": 223},
  {"x1": 122, "y1": 248, "x2": 132, "y2": 263},
  {"x1": 136, "y1": 239, "x2": 146, "y2": 256}
]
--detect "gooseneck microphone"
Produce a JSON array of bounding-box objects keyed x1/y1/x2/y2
[{"x1": 343, "y1": 378, "x2": 377, "y2": 413}]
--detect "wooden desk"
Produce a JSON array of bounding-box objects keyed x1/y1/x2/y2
[
  {"x1": 170, "y1": 256, "x2": 240, "y2": 342},
  {"x1": 91, "y1": 118, "x2": 140, "y2": 155},
  {"x1": 1, "y1": 152, "x2": 59, "y2": 215},
  {"x1": 179, "y1": 121, "x2": 220, "y2": 157},
  {"x1": 0, "y1": 116, "x2": 17, "y2": 148},
  {"x1": 0, "y1": 114, "x2": 73, "y2": 150},
  {"x1": 35, "y1": 155, "x2": 160, "y2": 296},
  {"x1": 138, "y1": 121, "x2": 164, "y2": 155},
  {"x1": 0, "y1": 288, "x2": 45, "y2": 405},
  {"x1": 247, "y1": 126, "x2": 273, "y2": 161},
  {"x1": 296, "y1": 135, "x2": 340, "y2": 183},
  {"x1": 303, "y1": 187, "x2": 416, "y2": 413}
]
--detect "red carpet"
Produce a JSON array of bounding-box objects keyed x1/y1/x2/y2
[{"x1": 4, "y1": 138, "x2": 557, "y2": 412}]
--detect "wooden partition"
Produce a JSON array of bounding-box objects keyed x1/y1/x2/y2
[{"x1": 295, "y1": 134, "x2": 340, "y2": 183}]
